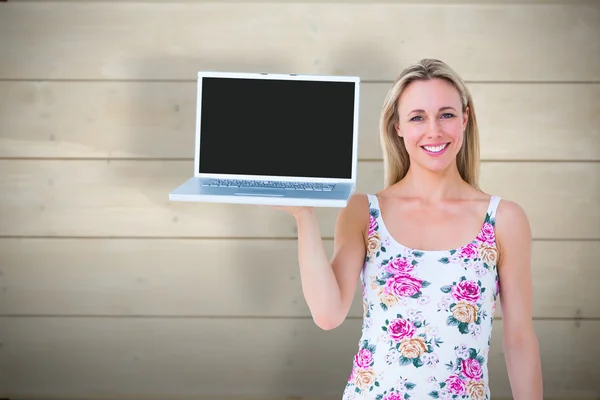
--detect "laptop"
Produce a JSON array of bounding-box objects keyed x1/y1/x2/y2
[{"x1": 169, "y1": 71, "x2": 360, "y2": 207}]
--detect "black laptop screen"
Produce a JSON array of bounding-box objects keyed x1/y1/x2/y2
[{"x1": 197, "y1": 76, "x2": 357, "y2": 179}]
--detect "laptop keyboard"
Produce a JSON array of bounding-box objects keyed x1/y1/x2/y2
[{"x1": 202, "y1": 179, "x2": 335, "y2": 192}]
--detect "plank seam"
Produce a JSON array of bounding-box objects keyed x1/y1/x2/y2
[
  {"x1": 1, "y1": 158, "x2": 599, "y2": 163},
  {"x1": 0, "y1": 314, "x2": 597, "y2": 321},
  {"x1": 0, "y1": 78, "x2": 600, "y2": 84},
  {"x1": 0, "y1": 236, "x2": 598, "y2": 241},
  {"x1": 5, "y1": 0, "x2": 600, "y2": 2}
]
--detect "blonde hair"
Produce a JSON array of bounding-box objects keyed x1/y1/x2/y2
[{"x1": 379, "y1": 58, "x2": 480, "y2": 188}]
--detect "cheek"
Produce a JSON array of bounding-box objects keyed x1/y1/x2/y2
[
  {"x1": 444, "y1": 120, "x2": 464, "y2": 140},
  {"x1": 400, "y1": 127, "x2": 424, "y2": 148},
  {"x1": 439, "y1": 122, "x2": 465, "y2": 147}
]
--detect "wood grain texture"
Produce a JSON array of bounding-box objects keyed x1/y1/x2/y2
[
  {"x1": 0, "y1": 238, "x2": 597, "y2": 319},
  {"x1": 2, "y1": 396, "x2": 598, "y2": 400},
  {"x1": 8, "y1": 0, "x2": 600, "y2": 3},
  {"x1": 0, "y1": 318, "x2": 598, "y2": 398},
  {"x1": 0, "y1": 397, "x2": 596, "y2": 400},
  {"x1": 0, "y1": 2, "x2": 598, "y2": 81},
  {"x1": 1, "y1": 81, "x2": 598, "y2": 161},
  {"x1": 0, "y1": 160, "x2": 598, "y2": 239},
  {"x1": 0, "y1": 239, "x2": 600, "y2": 319}
]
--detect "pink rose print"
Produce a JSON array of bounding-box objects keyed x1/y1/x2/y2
[
  {"x1": 445, "y1": 374, "x2": 466, "y2": 395},
  {"x1": 388, "y1": 318, "x2": 416, "y2": 342},
  {"x1": 451, "y1": 280, "x2": 481, "y2": 303},
  {"x1": 348, "y1": 367, "x2": 354, "y2": 382},
  {"x1": 354, "y1": 348, "x2": 374, "y2": 369},
  {"x1": 383, "y1": 393, "x2": 403, "y2": 400},
  {"x1": 385, "y1": 257, "x2": 414, "y2": 275},
  {"x1": 477, "y1": 222, "x2": 495, "y2": 245},
  {"x1": 458, "y1": 243, "x2": 478, "y2": 259},
  {"x1": 386, "y1": 274, "x2": 422, "y2": 297},
  {"x1": 369, "y1": 215, "x2": 377, "y2": 236},
  {"x1": 461, "y1": 358, "x2": 483, "y2": 380}
]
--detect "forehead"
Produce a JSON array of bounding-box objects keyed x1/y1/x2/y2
[{"x1": 398, "y1": 78, "x2": 462, "y2": 112}]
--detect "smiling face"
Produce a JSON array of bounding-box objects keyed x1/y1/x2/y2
[{"x1": 395, "y1": 78, "x2": 469, "y2": 174}]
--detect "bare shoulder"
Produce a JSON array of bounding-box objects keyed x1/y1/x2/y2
[
  {"x1": 495, "y1": 198, "x2": 532, "y2": 262},
  {"x1": 496, "y1": 198, "x2": 531, "y2": 236},
  {"x1": 345, "y1": 192, "x2": 370, "y2": 215},
  {"x1": 335, "y1": 192, "x2": 370, "y2": 240},
  {"x1": 341, "y1": 192, "x2": 370, "y2": 217}
]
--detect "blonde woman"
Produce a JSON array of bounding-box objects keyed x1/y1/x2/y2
[{"x1": 277, "y1": 59, "x2": 543, "y2": 399}]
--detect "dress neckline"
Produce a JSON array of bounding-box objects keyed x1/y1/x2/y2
[{"x1": 371, "y1": 194, "x2": 497, "y2": 255}]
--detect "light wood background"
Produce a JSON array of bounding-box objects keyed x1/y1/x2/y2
[{"x1": 0, "y1": 1, "x2": 599, "y2": 399}]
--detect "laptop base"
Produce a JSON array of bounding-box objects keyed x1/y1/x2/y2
[{"x1": 169, "y1": 177, "x2": 355, "y2": 208}]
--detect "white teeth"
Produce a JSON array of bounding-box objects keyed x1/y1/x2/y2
[{"x1": 423, "y1": 144, "x2": 448, "y2": 153}]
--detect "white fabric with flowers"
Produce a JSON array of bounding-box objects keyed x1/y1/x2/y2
[{"x1": 342, "y1": 194, "x2": 502, "y2": 400}]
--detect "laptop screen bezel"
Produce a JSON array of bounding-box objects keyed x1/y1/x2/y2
[{"x1": 193, "y1": 71, "x2": 360, "y2": 184}]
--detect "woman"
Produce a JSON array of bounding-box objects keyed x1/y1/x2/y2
[{"x1": 277, "y1": 59, "x2": 543, "y2": 399}]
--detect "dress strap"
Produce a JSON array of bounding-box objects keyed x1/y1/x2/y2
[
  {"x1": 485, "y1": 195, "x2": 502, "y2": 222},
  {"x1": 366, "y1": 193, "x2": 380, "y2": 209},
  {"x1": 366, "y1": 194, "x2": 383, "y2": 222},
  {"x1": 366, "y1": 194, "x2": 383, "y2": 233}
]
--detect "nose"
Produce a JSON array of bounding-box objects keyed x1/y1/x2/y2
[{"x1": 426, "y1": 118, "x2": 443, "y2": 138}]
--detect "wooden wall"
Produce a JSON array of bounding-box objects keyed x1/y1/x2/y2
[{"x1": 0, "y1": 1, "x2": 599, "y2": 399}]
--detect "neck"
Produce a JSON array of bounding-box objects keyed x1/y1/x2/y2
[{"x1": 400, "y1": 162, "x2": 467, "y2": 203}]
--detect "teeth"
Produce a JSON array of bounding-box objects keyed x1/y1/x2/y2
[{"x1": 423, "y1": 144, "x2": 447, "y2": 153}]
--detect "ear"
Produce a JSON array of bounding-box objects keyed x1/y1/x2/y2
[
  {"x1": 463, "y1": 106, "x2": 469, "y2": 130},
  {"x1": 394, "y1": 122, "x2": 402, "y2": 137}
]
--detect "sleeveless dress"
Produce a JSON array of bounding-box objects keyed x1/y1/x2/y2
[{"x1": 342, "y1": 194, "x2": 502, "y2": 400}]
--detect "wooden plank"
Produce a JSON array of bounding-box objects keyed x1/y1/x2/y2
[
  {"x1": 0, "y1": 239, "x2": 598, "y2": 320},
  {"x1": 1, "y1": 397, "x2": 597, "y2": 400},
  {"x1": 0, "y1": 160, "x2": 598, "y2": 239},
  {"x1": 9, "y1": 0, "x2": 600, "y2": 3},
  {"x1": 0, "y1": 397, "x2": 595, "y2": 400},
  {"x1": 1, "y1": 81, "x2": 599, "y2": 161},
  {"x1": 0, "y1": 81, "x2": 198, "y2": 160},
  {"x1": 0, "y1": 3, "x2": 599, "y2": 81},
  {"x1": 0, "y1": 318, "x2": 597, "y2": 398}
]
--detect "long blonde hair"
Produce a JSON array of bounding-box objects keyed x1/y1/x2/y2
[{"x1": 379, "y1": 58, "x2": 480, "y2": 189}]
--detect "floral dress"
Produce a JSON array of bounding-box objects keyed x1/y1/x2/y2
[{"x1": 342, "y1": 194, "x2": 502, "y2": 400}]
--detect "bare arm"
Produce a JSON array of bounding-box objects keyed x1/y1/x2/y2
[
  {"x1": 290, "y1": 194, "x2": 368, "y2": 330},
  {"x1": 496, "y1": 200, "x2": 543, "y2": 399}
]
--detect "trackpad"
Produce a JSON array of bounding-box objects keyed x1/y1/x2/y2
[{"x1": 235, "y1": 189, "x2": 286, "y2": 197}]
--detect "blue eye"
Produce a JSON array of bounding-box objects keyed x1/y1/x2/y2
[{"x1": 410, "y1": 113, "x2": 455, "y2": 122}]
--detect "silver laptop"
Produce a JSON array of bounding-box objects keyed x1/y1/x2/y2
[{"x1": 169, "y1": 71, "x2": 360, "y2": 207}]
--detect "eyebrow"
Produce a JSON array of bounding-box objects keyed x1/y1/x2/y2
[{"x1": 408, "y1": 106, "x2": 457, "y2": 114}]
